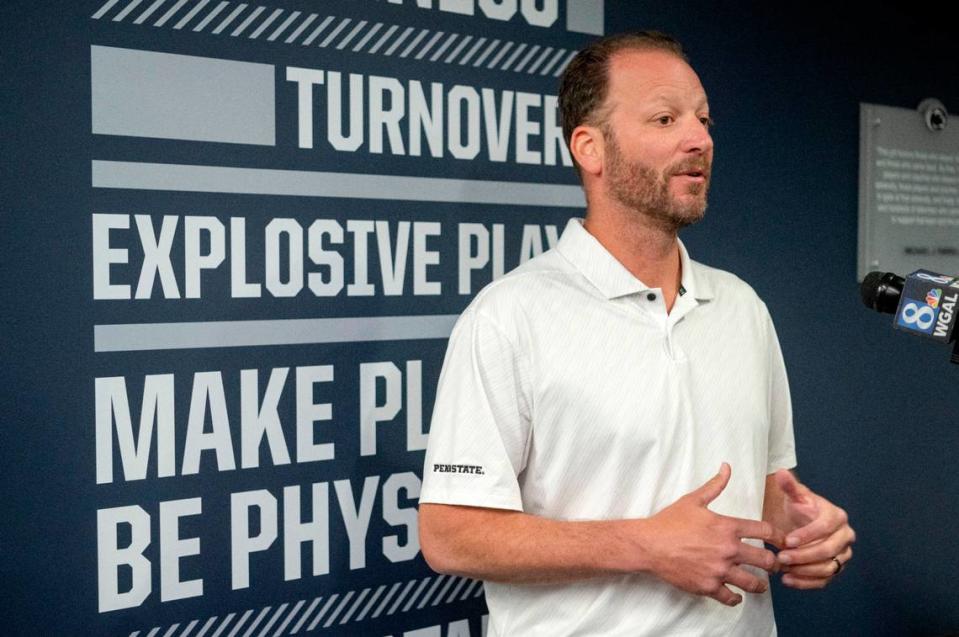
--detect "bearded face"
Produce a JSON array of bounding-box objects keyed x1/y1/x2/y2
[{"x1": 603, "y1": 126, "x2": 711, "y2": 232}]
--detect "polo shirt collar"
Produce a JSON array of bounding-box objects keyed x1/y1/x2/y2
[{"x1": 556, "y1": 218, "x2": 714, "y2": 301}]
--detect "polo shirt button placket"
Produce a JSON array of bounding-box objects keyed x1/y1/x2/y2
[
  {"x1": 664, "y1": 310, "x2": 689, "y2": 363},
  {"x1": 664, "y1": 326, "x2": 678, "y2": 360},
  {"x1": 642, "y1": 289, "x2": 674, "y2": 359},
  {"x1": 664, "y1": 329, "x2": 676, "y2": 359}
]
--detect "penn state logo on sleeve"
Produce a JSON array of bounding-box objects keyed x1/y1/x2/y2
[{"x1": 433, "y1": 463, "x2": 486, "y2": 475}]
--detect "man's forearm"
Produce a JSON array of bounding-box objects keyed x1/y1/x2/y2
[
  {"x1": 419, "y1": 467, "x2": 782, "y2": 606},
  {"x1": 419, "y1": 503, "x2": 647, "y2": 583}
]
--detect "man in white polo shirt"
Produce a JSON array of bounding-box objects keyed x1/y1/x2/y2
[{"x1": 418, "y1": 31, "x2": 855, "y2": 636}]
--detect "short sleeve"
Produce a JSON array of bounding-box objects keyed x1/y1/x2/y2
[
  {"x1": 764, "y1": 309, "x2": 797, "y2": 473},
  {"x1": 419, "y1": 305, "x2": 532, "y2": 511}
]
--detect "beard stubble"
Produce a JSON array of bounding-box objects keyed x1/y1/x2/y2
[{"x1": 604, "y1": 130, "x2": 710, "y2": 233}]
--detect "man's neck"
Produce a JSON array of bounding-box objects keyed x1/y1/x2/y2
[{"x1": 582, "y1": 201, "x2": 683, "y2": 312}]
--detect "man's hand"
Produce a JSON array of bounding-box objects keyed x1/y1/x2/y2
[
  {"x1": 642, "y1": 463, "x2": 784, "y2": 607},
  {"x1": 770, "y1": 469, "x2": 855, "y2": 590}
]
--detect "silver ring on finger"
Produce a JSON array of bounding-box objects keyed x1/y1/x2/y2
[{"x1": 831, "y1": 557, "x2": 844, "y2": 575}]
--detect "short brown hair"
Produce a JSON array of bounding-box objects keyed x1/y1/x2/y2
[{"x1": 558, "y1": 31, "x2": 688, "y2": 148}]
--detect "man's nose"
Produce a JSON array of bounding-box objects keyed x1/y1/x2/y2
[{"x1": 682, "y1": 118, "x2": 713, "y2": 155}]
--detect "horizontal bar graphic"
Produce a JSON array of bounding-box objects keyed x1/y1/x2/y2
[
  {"x1": 91, "y1": 46, "x2": 275, "y2": 145},
  {"x1": 95, "y1": 315, "x2": 460, "y2": 352},
  {"x1": 91, "y1": 160, "x2": 585, "y2": 208},
  {"x1": 566, "y1": 0, "x2": 605, "y2": 35}
]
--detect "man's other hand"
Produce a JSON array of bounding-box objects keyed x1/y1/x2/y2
[
  {"x1": 642, "y1": 463, "x2": 784, "y2": 606},
  {"x1": 771, "y1": 469, "x2": 855, "y2": 590}
]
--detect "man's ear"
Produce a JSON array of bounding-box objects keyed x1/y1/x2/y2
[{"x1": 569, "y1": 125, "x2": 604, "y2": 176}]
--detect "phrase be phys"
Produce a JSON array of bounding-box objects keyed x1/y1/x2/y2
[{"x1": 96, "y1": 361, "x2": 427, "y2": 612}]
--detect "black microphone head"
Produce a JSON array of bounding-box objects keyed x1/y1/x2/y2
[{"x1": 861, "y1": 271, "x2": 904, "y2": 314}]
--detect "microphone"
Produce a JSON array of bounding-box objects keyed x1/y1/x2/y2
[
  {"x1": 860, "y1": 271, "x2": 905, "y2": 315},
  {"x1": 861, "y1": 269, "x2": 959, "y2": 363}
]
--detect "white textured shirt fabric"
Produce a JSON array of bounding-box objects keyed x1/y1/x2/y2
[{"x1": 420, "y1": 218, "x2": 796, "y2": 637}]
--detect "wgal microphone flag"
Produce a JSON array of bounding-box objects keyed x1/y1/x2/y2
[{"x1": 895, "y1": 270, "x2": 959, "y2": 341}]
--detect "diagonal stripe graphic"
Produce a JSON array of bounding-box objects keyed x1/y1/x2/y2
[
  {"x1": 195, "y1": 616, "x2": 219, "y2": 637},
  {"x1": 460, "y1": 580, "x2": 481, "y2": 600},
  {"x1": 210, "y1": 613, "x2": 236, "y2": 637},
  {"x1": 526, "y1": 45, "x2": 553, "y2": 74},
  {"x1": 473, "y1": 583, "x2": 485, "y2": 598},
  {"x1": 249, "y1": 7, "x2": 284, "y2": 38},
  {"x1": 553, "y1": 49, "x2": 579, "y2": 76},
  {"x1": 113, "y1": 0, "x2": 145, "y2": 22},
  {"x1": 417, "y1": 575, "x2": 447, "y2": 609},
  {"x1": 336, "y1": 19, "x2": 367, "y2": 49},
  {"x1": 429, "y1": 33, "x2": 458, "y2": 62},
  {"x1": 354, "y1": 585, "x2": 386, "y2": 622},
  {"x1": 92, "y1": 0, "x2": 123, "y2": 19},
  {"x1": 539, "y1": 47, "x2": 568, "y2": 75},
  {"x1": 512, "y1": 44, "x2": 540, "y2": 72},
  {"x1": 289, "y1": 598, "x2": 322, "y2": 635},
  {"x1": 267, "y1": 10, "x2": 299, "y2": 40},
  {"x1": 472, "y1": 38, "x2": 499, "y2": 67},
  {"x1": 351, "y1": 21, "x2": 381, "y2": 51},
  {"x1": 432, "y1": 576, "x2": 458, "y2": 606},
  {"x1": 398, "y1": 28, "x2": 429, "y2": 58},
  {"x1": 367, "y1": 23, "x2": 398, "y2": 54},
  {"x1": 181, "y1": 619, "x2": 201, "y2": 637},
  {"x1": 226, "y1": 609, "x2": 254, "y2": 637},
  {"x1": 301, "y1": 15, "x2": 334, "y2": 45},
  {"x1": 413, "y1": 30, "x2": 443, "y2": 60},
  {"x1": 386, "y1": 579, "x2": 419, "y2": 616},
  {"x1": 322, "y1": 591, "x2": 354, "y2": 628},
  {"x1": 145, "y1": 628, "x2": 161, "y2": 637},
  {"x1": 486, "y1": 41, "x2": 513, "y2": 68},
  {"x1": 230, "y1": 5, "x2": 265, "y2": 36},
  {"x1": 257, "y1": 604, "x2": 288, "y2": 636},
  {"x1": 192, "y1": 0, "x2": 228, "y2": 31},
  {"x1": 458, "y1": 36, "x2": 486, "y2": 65},
  {"x1": 499, "y1": 42, "x2": 528, "y2": 71},
  {"x1": 284, "y1": 12, "x2": 315, "y2": 43},
  {"x1": 162, "y1": 623, "x2": 180, "y2": 637},
  {"x1": 212, "y1": 3, "x2": 247, "y2": 34},
  {"x1": 372, "y1": 581, "x2": 404, "y2": 619},
  {"x1": 445, "y1": 576, "x2": 469, "y2": 602},
  {"x1": 318, "y1": 17, "x2": 351, "y2": 47},
  {"x1": 90, "y1": 0, "x2": 566, "y2": 83},
  {"x1": 444, "y1": 34, "x2": 472, "y2": 63},
  {"x1": 383, "y1": 25, "x2": 414, "y2": 55},
  {"x1": 272, "y1": 600, "x2": 304, "y2": 637},
  {"x1": 338, "y1": 588, "x2": 370, "y2": 624},
  {"x1": 133, "y1": 0, "x2": 166, "y2": 24},
  {"x1": 402, "y1": 577, "x2": 433, "y2": 613},
  {"x1": 240, "y1": 606, "x2": 271, "y2": 637},
  {"x1": 306, "y1": 595, "x2": 339, "y2": 632},
  {"x1": 170, "y1": 0, "x2": 207, "y2": 28}
]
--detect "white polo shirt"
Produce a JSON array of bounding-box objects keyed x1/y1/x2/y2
[{"x1": 420, "y1": 218, "x2": 796, "y2": 637}]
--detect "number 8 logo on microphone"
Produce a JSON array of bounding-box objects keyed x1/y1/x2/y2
[{"x1": 900, "y1": 301, "x2": 936, "y2": 331}]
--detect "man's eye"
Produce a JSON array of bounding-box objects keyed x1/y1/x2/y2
[
  {"x1": 657, "y1": 115, "x2": 674, "y2": 125},
  {"x1": 700, "y1": 116, "x2": 714, "y2": 129}
]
